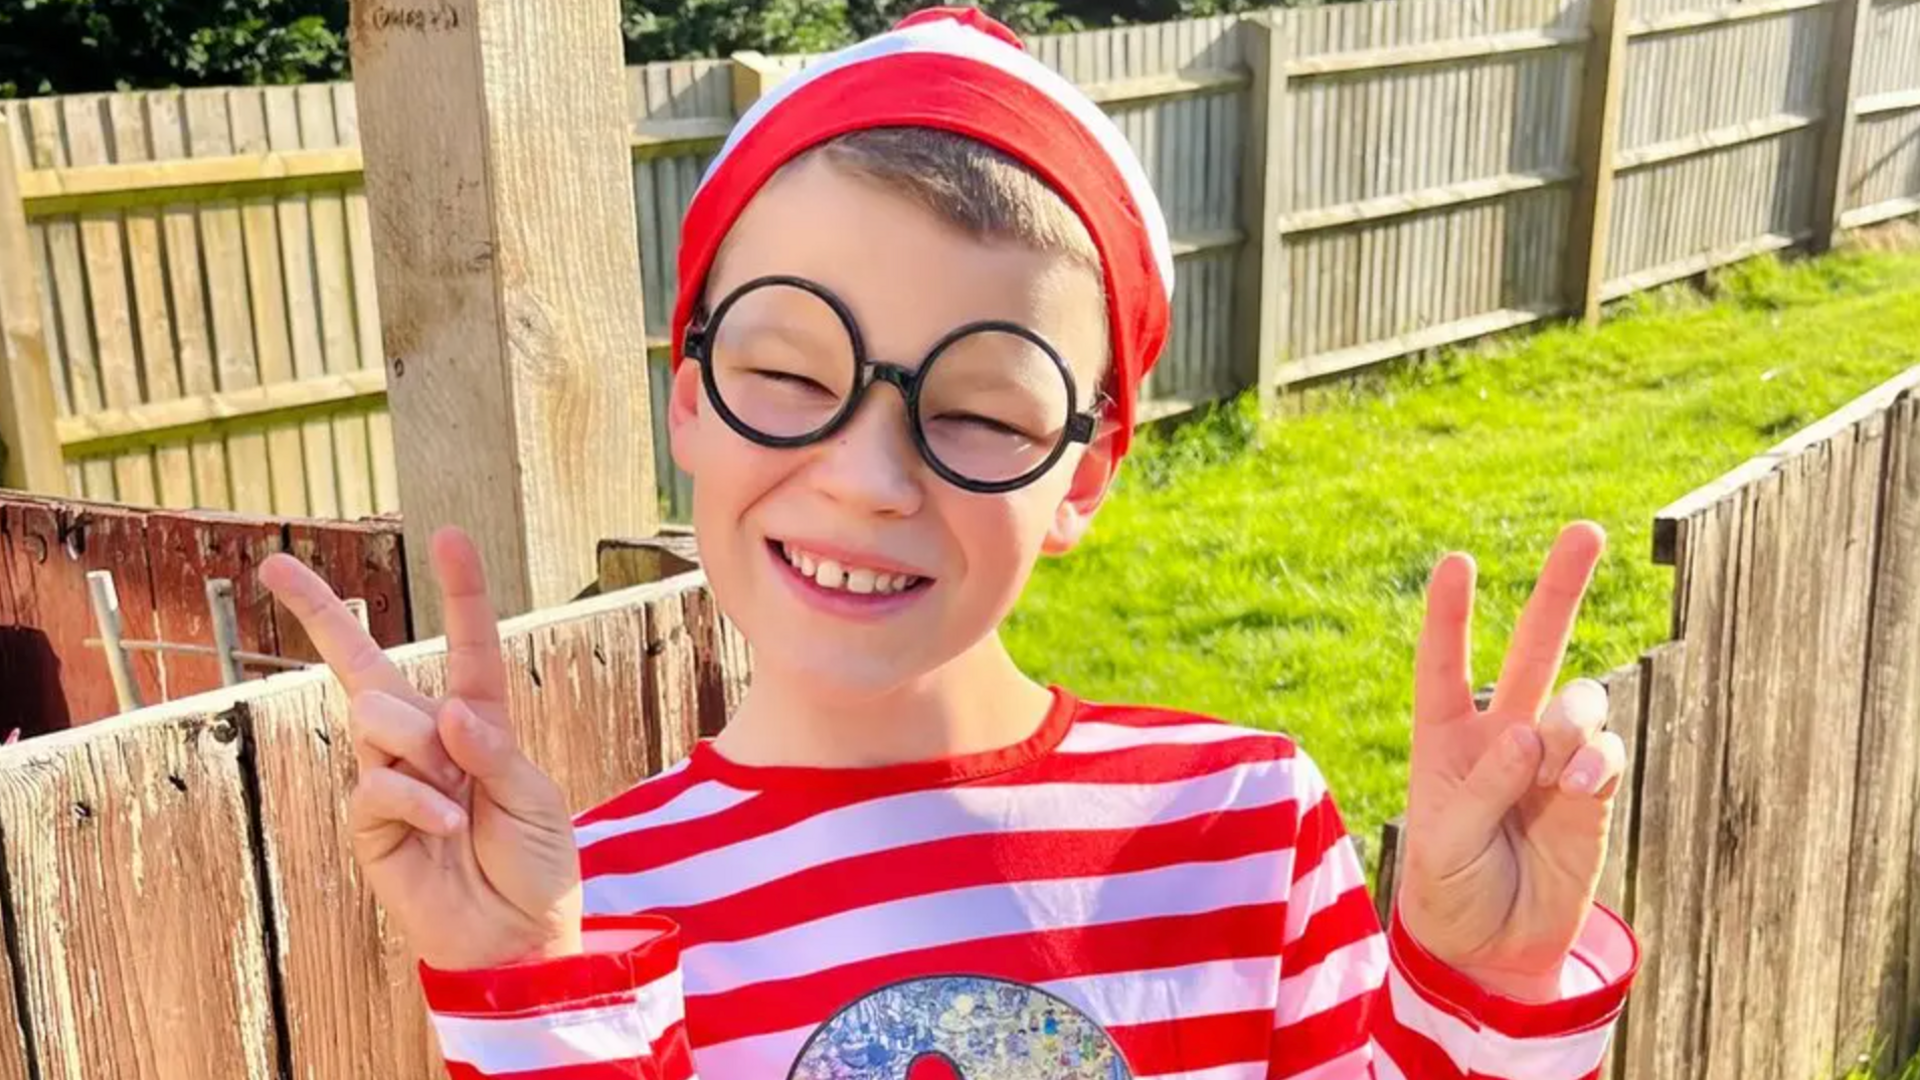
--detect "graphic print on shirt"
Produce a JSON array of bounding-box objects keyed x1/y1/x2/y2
[{"x1": 787, "y1": 975, "x2": 1133, "y2": 1079}]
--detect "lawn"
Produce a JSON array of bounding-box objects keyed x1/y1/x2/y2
[{"x1": 1006, "y1": 237, "x2": 1920, "y2": 879}]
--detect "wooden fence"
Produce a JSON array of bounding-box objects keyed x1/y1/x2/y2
[
  {"x1": 1, "y1": 0, "x2": 1914, "y2": 521},
  {"x1": 1370, "y1": 364, "x2": 1920, "y2": 1080},
  {"x1": 0, "y1": 492, "x2": 410, "y2": 733},
  {"x1": 0, "y1": 568, "x2": 746, "y2": 1080}
]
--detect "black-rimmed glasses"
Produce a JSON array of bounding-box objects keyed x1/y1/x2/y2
[{"x1": 683, "y1": 276, "x2": 1105, "y2": 494}]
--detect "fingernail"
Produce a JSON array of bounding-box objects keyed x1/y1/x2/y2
[
  {"x1": 1563, "y1": 768, "x2": 1595, "y2": 794},
  {"x1": 441, "y1": 806, "x2": 465, "y2": 832}
]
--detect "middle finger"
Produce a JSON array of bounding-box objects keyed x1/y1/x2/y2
[{"x1": 1488, "y1": 521, "x2": 1605, "y2": 719}]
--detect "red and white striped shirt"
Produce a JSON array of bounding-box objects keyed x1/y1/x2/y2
[{"x1": 419, "y1": 688, "x2": 1639, "y2": 1079}]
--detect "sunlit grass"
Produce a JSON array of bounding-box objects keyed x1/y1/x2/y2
[{"x1": 1008, "y1": 241, "x2": 1920, "y2": 873}]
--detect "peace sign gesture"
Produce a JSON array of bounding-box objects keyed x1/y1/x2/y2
[
  {"x1": 259, "y1": 526, "x2": 581, "y2": 971},
  {"x1": 1396, "y1": 521, "x2": 1628, "y2": 1001}
]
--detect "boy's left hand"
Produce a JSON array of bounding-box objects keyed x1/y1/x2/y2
[{"x1": 1396, "y1": 520, "x2": 1627, "y2": 1002}]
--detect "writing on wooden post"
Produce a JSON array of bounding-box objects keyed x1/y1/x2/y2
[{"x1": 350, "y1": 0, "x2": 658, "y2": 634}]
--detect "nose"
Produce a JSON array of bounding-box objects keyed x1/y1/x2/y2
[{"x1": 805, "y1": 386, "x2": 925, "y2": 517}]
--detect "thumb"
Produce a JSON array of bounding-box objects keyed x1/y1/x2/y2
[
  {"x1": 1454, "y1": 723, "x2": 1543, "y2": 840},
  {"x1": 438, "y1": 700, "x2": 566, "y2": 824}
]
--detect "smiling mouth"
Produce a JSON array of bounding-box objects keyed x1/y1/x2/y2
[{"x1": 767, "y1": 540, "x2": 933, "y2": 596}]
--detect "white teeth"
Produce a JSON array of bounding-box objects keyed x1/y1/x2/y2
[{"x1": 779, "y1": 542, "x2": 921, "y2": 595}]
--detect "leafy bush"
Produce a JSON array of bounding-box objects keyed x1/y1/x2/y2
[{"x1": 0, "y1": 0, "x2": 1272, "y2": 98}]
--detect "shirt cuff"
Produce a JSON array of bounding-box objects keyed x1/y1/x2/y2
[
  {"x1": 1386, "y1": 901, "x2": 1640, "y2": 1038},
  {"x1": 419, "y1": 915, "x2": 682, "y2": 1017}
]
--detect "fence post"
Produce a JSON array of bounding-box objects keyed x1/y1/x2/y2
[
  {"x1": 731, "y1": 51, "x2": 787, "y2": 116},
  {"x1": 1565, "y1": 0, "x2": 1630, "y2": 326},
  {"x1": 1808, "y1": 0, "x2": 1871, "y2": 251},
  {"x1": 1233, "y1": 13, "x2": 1287, "y2": 407},
  {"x1": 350, "y1": 0, "x2": 658, "y2": 634},
  {"x1": 0, "y1": 113, "x2": 67, "y2": 495}
]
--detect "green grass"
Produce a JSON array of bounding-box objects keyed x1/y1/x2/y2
[{"x1": 1006, "y1": 242, "x2": 1920, "y2": 871}]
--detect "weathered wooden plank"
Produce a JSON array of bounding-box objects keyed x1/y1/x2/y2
[
  {"x1": 296, "y1": 85, "x2": 376, "y2": 520},
  {"x1": 146, "y1": 91, "x2": 230, "y2": 510},
  {"x1": 1836, "y1": 391, "x2": 1920, "y2": 1071},
  {"x1": 105, "y1": 95, "x2": 195, "y2": 509},
  {"x1": 246, "y1": 676, "x2": 443, "y2": 1080},
  {"x1": 265, "y1": 86, "x2": 339, "y2": 520},
  {"x1": 0, "y1": 708, "x2": 280, "y2": 1079},
  {"x1": 145, "y1": 511, "x2": 283, "y2": 701},
  {"x1": 2, "y1": 498, "x2": 163, "y2": 722},
  {"x1": 60, "y1": 97, "x2": 155, "y2": 506},
  {"x1": 57, "y1": 369, "x2": 387, "y2": 454},
  {"x1": 1233, "y1": 14, "x2": 1286, "y2": 404},
  {"x1": 680, "y1": 580, "x2": 747, "y2": 739},
  {"x1": 228, "y1": 91, "x2": 308, "y2": 517},
  {"x1": 185, "y1": 89, "x2": 272, "y2": 514},
  {"x1": 0, "y1": 114, "x2": 66, "y2": 496},
  {"x1": 25, "y1": 98, "x2": 116, "y2": 501},
  {"x1": 277, "y1": 518, "x2": 410, "y2": 662}
]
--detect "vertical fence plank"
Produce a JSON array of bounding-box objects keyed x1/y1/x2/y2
[
  {"x1": 247, "y1": 677, "x2": 442, "y2": 1080},
  {"x1": 107, "y1": 94, "x2": 196, "y2": 509},
  {"x1": 228, "y1": 90, "x2": 308, "y2": 517},
  {"x1": 265, "y1": 86, "x2": 339, "y2": 520},
  {"x1": 147, "y1": 91, "x2": 231, "y2": 511},
  {"x1": 0, "y1": 710, "x2": 282, "y2": 1079},
  {"x1": 1837, "y1": 392, "x2": 1920, "y2": 1071},
  {"x1": 185, "y1": 89, "x2": 273, "y2": 514},
  {"x1": 1234, "y1": 13, "x2": 1286, "y2": 402},
  {"x1": 278, "y1": 518, "x2": 410, "y2": 661},
  {"x1": 0, "y1": 115, "x2": 66, "y2": 496}
]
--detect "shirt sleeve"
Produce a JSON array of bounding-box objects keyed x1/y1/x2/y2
[
  {"x1": 1268, "y1": 752, "x2": 1640, "y2": 1080},
  {"x1": 417, "y1": 915, "x2": 696, "y2": 1080}
]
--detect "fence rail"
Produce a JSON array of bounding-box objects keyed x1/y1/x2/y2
[{"x1": 0, "y1": 0, "x2": 1916, "y2": 521}]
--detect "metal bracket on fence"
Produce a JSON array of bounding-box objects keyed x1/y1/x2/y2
[{"x1": 84, "y1": 570, "x2": 369, "y2": 711}]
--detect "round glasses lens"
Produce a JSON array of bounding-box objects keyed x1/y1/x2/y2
[
  {"x1": 916, "y1": 328, "x2": 1074, "y2": 487},
  {"x1": 707, "y1": 283, "x2": 856, "y2": 440}
]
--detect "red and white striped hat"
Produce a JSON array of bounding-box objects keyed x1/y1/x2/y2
[{"x1": 671, "y1": 6, "x2": 1174, "y2": 462}]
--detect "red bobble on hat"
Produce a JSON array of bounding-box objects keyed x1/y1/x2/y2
[{"x1": 672, "y1": 8, "x2": 1173, "y2": 461}]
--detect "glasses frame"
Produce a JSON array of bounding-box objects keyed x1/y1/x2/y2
[{"x1": 684, "y1": 274, "x2": 1105, "y2": 495}]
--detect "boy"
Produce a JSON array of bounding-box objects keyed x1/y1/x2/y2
[{"x1": 261, "y1": 9, "x2": 1637, "y2": 1078}]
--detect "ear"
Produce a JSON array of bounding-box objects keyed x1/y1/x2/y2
[
  {"x1": 1040, "y1": 426, "x2": 1121, "y2": 556},
  {"x1": 666, "y1": 359, "x2": 705, "y2": 477}
]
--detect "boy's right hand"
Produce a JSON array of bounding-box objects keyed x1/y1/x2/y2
[{"x1": 259, "y1": 526, "x2": 583, "y2": 972}]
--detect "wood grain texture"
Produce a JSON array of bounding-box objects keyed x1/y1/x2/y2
[
  {"x1": 1835, "y1": 390, "x2": 1920, "y2": 1070},
  {"x1": 351, "y1": 0, "x2": 657, "y2": 630},
  {"x1": 0, "y1": 708, "x2": 280, "y2": 1079},
  {"x1": 0, "y1": 114, "x2": 66, "y2": 495},
  {"x1": 145, "y1": 511, "x2": 284, "y2": 700}
]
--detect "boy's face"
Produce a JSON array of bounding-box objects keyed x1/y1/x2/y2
[{"x1": 668, "y1": 154, "x2": 1117, "y2": 697}]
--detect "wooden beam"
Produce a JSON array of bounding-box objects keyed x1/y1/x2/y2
[
  {"x1": 1626, "y1": 0, "x2": 1826, "y2": 36},
  {"x1": 1079, "y1": 69, "x2": 1249, "y2": 107},
  {"x1": 1233, "y1": 13, "x2": 1287, "y2": 407},
  {"x1": 351, "y1": 0, "x2": 658, "y2": 634},
  {"x1": 1855, "y1": 88, "x2": 1920, "y2": 118},
  {"x1": 1565, "y1": 0, "x2": 1630, "y2": 326},
  {"x1": 1278, "y1": 168, "x2": 1575, "y2": 234},
  {"x1": 1283, "y1": 27, "x2": 1587, "y2": 78},
  {"x1": 0, "y1": 114, "x2": 67, "y2": 495},
  {"x1": 1615, "y1": 111, "x2": 1821, "y2": 171},
  {"x1": 1273, "y1": 306, "x2": 1553, "y2": 386},
  {"x1": 1808, "y1": 0, "x2": 1872, "y2": 252}
]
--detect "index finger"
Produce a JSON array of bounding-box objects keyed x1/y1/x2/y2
[
  {"x1": 260, "y1": 552, "x2": 420, "y2": 705},
  {"x1": 431, "y1": 526, "x2": 509, "y2": 714},
  {"x1": 1487, "y1": 521, "x2": 1606, "y2": 719}
]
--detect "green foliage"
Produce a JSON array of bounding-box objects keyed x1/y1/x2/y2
[
  {"x1": 0, "y1": 0, "x2": 348, "y2": 98},
  {"x1": 0, "y1": 0, "x2": 1274, "y2": 98}
]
